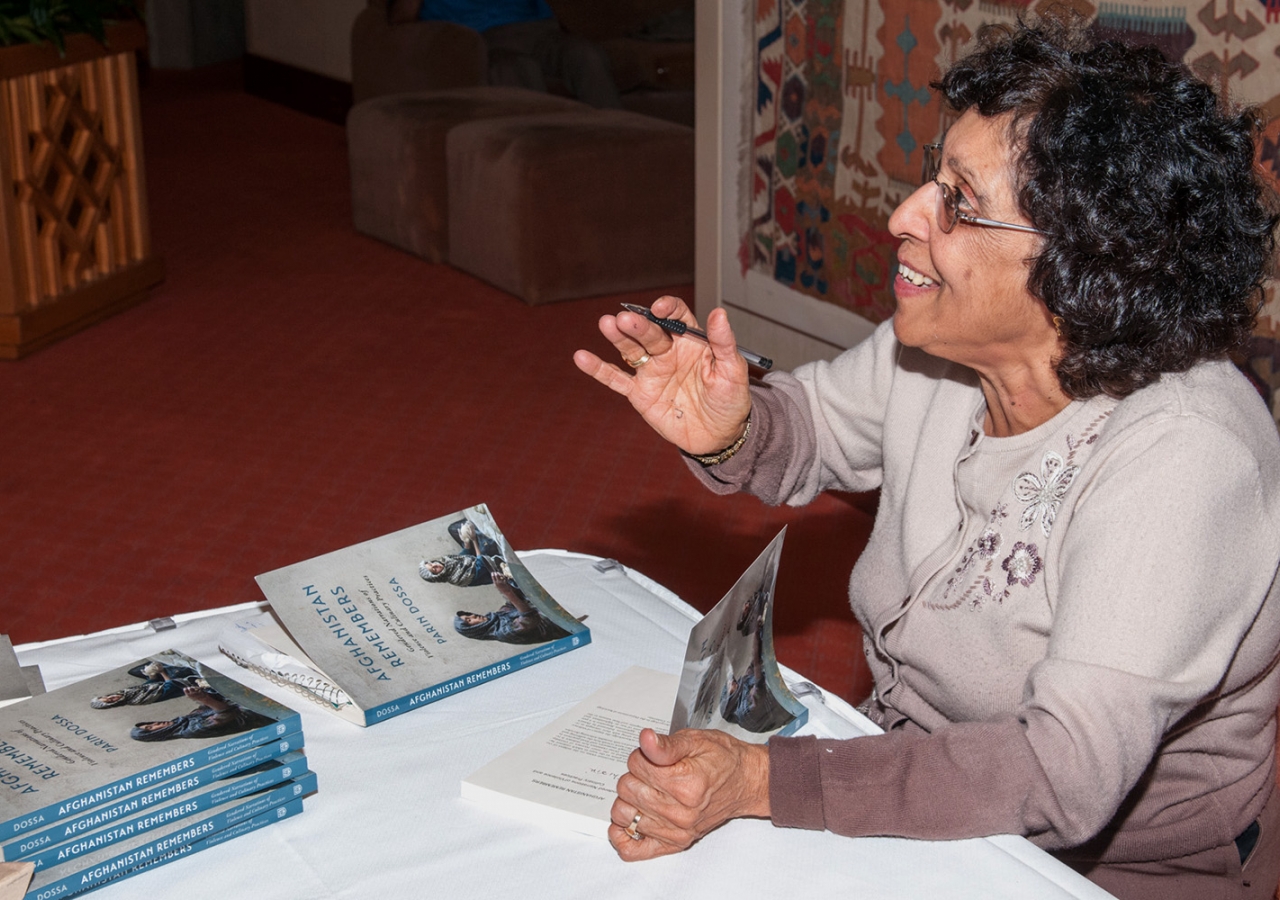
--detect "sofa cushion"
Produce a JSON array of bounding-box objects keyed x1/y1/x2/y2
[
  {"x1": 346, "y1": 86, "x2": 586, "y2": 262},
  {"x1": 446, "y1": 108, "x2": 694, "y2": 304}
]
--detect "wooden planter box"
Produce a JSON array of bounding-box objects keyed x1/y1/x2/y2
[{"x1": 0, "y1": 20, "x2": 163, "y2": 358}]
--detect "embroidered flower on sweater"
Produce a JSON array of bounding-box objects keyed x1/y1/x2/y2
[
  {"x1": 976, "y1": 527, "x2": 1002, "y2": 558},
  {"x1": 1014, "y1": 451, "x2": 1079, "y2": 537},
  {"x1": 1002, "y1": 541, "x2": 1042, "y2": 587}
]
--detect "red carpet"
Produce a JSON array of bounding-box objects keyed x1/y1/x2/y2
[{"x1": 0, "y1": 62, "x2": 875, "y2": 704}]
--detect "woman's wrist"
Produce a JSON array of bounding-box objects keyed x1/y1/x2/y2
[{"x1": 686, "y1": 412, "x2": 752, "y2": 467}]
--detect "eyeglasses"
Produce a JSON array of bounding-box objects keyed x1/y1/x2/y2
[{"x1": 922, "y1": 143, "x2": 1042, "y2": 235}]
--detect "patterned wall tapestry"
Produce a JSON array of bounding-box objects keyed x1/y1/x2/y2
[{"x1": 744, "y1": 0, "x2": 1280, "y2": 422}]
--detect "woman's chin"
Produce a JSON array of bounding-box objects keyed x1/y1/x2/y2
[{"x1": 891, "y1": 309, "x2": 928, "y2": 349}]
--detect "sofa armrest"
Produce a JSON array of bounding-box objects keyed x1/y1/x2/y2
[{"x1": 351, "y1": 7, "x2": 487, "y2": 104}]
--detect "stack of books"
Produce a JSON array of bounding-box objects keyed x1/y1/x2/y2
[{"x1": 0, "y1": 650, "x2": 312, "y2": 899}]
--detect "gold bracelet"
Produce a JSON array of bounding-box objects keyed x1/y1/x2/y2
[{"x1": 687, "y1": 414, "x2": 752, "y2": 467}]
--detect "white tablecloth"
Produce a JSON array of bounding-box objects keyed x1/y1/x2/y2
[{"x1": 16, "y1": 551, "x2": 1115, "y2": 900}]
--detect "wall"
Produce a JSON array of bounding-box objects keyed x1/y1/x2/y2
[
  {"x1": 146, "y1": 0, "x2": 245, "y2": 69},
  {"x1": 244, "y1": 0, "x2": 365, "y2": 81},
  {"x1": 695, "y1": 0, "x2": 874, "y2": 373}
]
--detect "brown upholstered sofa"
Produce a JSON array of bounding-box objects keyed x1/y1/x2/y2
[
  {"x1": 350, "y1": 0, "x2": 695, "y2": 126},
  {"x1": 346, "y1": 0, "x2": 697, "y2": 304}
]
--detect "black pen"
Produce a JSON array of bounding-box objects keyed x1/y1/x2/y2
[{"x1": 619, "y1": 303, "x2": 773, "y2": 370}]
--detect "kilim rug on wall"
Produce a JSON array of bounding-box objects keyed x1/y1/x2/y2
[{"x1": 745, "y1": 0, "x2": 1280, "y2": 424}]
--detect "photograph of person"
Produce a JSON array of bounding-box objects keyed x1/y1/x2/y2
[
  {"x1": 576, "y1": 16, "x2": 1280, "y2": 898},
  {"x1": 453, "y1": 571, "x2": 574, "y2": 646},
  {"x1": 419, "y1": 518, "x2": 504, "y2": 587},
  {"x1": 418, "y1": 514, "x2": 580, "y2": 646},
  {"x1": 89, "y1": 660, "x2": 200, "y2": 708},
  {"x1": 718, "y1": 628, "x2": 794, "y2": 735},
  {"x1": 131, "y1": 683, "x2": 276, "y2": 742}
]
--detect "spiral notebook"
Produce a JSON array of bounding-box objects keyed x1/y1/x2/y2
[{"x1": 218, "y1": 615, "x2": 355, "y2": 717}]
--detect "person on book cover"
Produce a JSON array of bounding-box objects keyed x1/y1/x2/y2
[
  {"x1": 90, "y1": 661, "x2": 199, "y2": 709},
  {"x1": 453, "y1": 572, "x2": 573, "y2": 645},
  {"x1": 419, "y1": 519, "x2": 506, "y2": 587},
  {"x1": 130, "y1": 685, "x2": 275, "y2": 742},
  {"x1": 575, "y1": 16, "x2": 1280, "y2": 899},
  {"x1": 720, "y1": 630, "x2": 791, "y2": 734},
  {"x1": 735, "y1": 583, "x2": 768, "y2": 638}
]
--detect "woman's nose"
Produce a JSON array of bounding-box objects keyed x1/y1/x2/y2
[{"x1": 889, "y1": 180, "x2": 936, "y2": 241}]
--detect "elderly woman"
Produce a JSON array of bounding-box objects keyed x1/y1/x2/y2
[{"x1": 574, "y1": 20, "x2": 1280, "y2": 900}]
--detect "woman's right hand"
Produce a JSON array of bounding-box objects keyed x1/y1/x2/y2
[{"x1": 572, "y1": 296, "x2": 752, "y2": 456}]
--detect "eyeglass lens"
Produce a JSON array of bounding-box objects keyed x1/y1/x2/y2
[{"x1": 921, "y1": 143, "x2": 957, "y2": 234}]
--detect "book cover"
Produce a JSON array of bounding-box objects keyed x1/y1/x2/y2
[
  {"x1": 24, "y1": 781, "x2": 312, "y2": 900},
  {"x1": 462, "y1": 666, "x2": 677, "y2": 837},
  {"x1": 670, "y1": 526, "x2": 807, "y2": 741},
  {"x1": 7, "y1": 746, "x2": 307, "y2": 865},
  {"x1": 248, "y1": 504, "x2": 591, "y2": 726},
  {"x1": 0, "y1": 651, "x2": 300, "y2": 843}
]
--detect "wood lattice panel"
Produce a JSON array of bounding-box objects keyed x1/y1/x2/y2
[
  {"x1": 23, "y1": 74, "x2": 123, "y2": 293},
  {"x1": 3, "y1": 53, "x2": 147, "y2": 309}
]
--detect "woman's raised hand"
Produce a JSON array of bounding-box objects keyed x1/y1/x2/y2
[{"x1": 573, "y1": 296, "x2": 752, "y2": 456}]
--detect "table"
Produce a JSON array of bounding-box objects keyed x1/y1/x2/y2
[{"x1": 16, "y1": 551, "x2": 1116, "y2": 900}]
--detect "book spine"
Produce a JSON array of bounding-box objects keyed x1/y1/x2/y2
[
  {"x1": 20, "y1": 751, "x2": 311, "y2": 870},
  {"x1": 361, "y1": 629, "x2": 593, "y2": 726},
  {"x1": 2, "y1": 733, "x2": 305, "y2": 861},
  {"x1": 26, "y1": 795, "x2": 307, "y2": 900},
  {"x1": 0, "y1": 711, "x2": 302, "y2": 842}
]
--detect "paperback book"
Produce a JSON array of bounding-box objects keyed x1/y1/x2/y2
[
  {"x1": 669, "y1": 527, "x2": 807, "y2": 740},
  {"x1": 5, "y1": 746, "x2": 307, "y2": 865},
  {"x1": 23, "y1": 776, "x2": 314, "y2": 900},
  {"x1": 234, "y1": 504, "x2": 591, "y2": 726},
  {"x1": 463, "y1": 528, "x2": 807, "y2": 835},
  {"x1": 462, "y1": 666, "x2": 676, "y2": 837},
  {"x1": 0, "y1": 650, "x2": 300, "y2": 844}
]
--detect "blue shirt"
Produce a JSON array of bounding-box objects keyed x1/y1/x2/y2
[{"x1": 417, "y1": 0, "x2": 553, "y2": 33}]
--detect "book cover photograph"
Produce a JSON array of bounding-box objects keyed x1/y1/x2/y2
[
  {"x1": 242, "y1": 504, "x2": 591, "y2": 726},
  {"x1": 0, "y1": 651, "x2": 300, "y2": 843},
  {"x1": 670, "y1": 527, "x2": 807, "y2": 741}
]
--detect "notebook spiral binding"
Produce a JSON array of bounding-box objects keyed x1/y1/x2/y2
[{"x1": 218, "y1": 645, "x2": 354, "y2": 711}]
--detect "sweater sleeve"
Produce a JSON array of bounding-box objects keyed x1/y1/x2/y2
[
  {"x1": 684, "y1": 320, "x2": 905, "y2": 503},
  {"x1": 770, "y1": 405, "x2": 1280, "y2": 855}
]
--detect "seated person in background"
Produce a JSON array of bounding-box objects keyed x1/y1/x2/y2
[
  {"x1": 388, "y1": 0, "x2": 622, "y2": 108},
  {"x1": 575, "y1": 16, "x2": 1280, "y2": 900}
]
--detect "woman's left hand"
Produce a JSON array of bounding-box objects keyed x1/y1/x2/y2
[{"x1": 608, "y1": 728, "x2": 770, "y2": 860}]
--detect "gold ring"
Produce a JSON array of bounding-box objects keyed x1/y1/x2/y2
[
  {"x1": 626, "y1": 353, "x2": 651, "y2": 369},
  {"x1": 625, "y1": 813, "x2": 643, "y2": 840}
]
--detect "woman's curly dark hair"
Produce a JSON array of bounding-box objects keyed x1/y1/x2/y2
[{"x1": 936, "y1": 19, "x2": 1279, "y2": 399}]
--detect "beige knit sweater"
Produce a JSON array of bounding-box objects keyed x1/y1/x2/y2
[{"x1": 691, "y1": 320, "x2": 1280, "y2": 864}]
